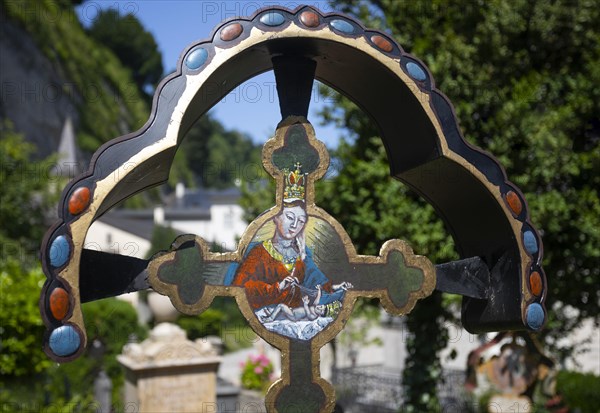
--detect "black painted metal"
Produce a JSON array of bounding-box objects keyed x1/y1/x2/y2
[
  {"x1": 435, "y1": 257, "x2": 489, "y2": 299},
  {"x1": 273, "y1": 55, "x2": 317, "y2": 118},
  {"x1": 462, "y1": 252, "x2": 522, "y2": 333},
  {"x1": 77, "y1": 249, "x2": 488, "y2": 303},
  {"x1": 79, "y1": 249, "x2": 148, "y2": 303}
]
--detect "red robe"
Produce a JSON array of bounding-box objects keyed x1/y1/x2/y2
[{"x1": 232, "y1": 244, "x2": 306, "y2": 309}]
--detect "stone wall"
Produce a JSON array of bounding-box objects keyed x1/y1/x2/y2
[{"x1": 0, "y1": 17, "x2": 81, "y2": 159}]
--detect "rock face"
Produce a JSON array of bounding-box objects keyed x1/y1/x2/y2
[{"x1": 0, "y1": 18, "x2": 81, "y2": 159}]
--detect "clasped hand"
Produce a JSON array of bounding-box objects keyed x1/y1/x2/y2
[
  {"x1": 278, "y1": 276, "x2": 299, "y2": 291},
  {"x1": 332, "y1": 281, "x2": 354, "y2": 291}
]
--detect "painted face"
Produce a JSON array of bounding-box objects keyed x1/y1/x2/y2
[
  {"x1": 274, "y1": 205, "x2": 307, "y2": 240},
  {"x1": 315, "y1": 305, "x2": 326, "y2": 316}
]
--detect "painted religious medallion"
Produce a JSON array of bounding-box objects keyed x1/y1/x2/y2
[
  {"x1": 228, "y1": 186, "x2": 354, "y2": 341},
  {"x1": 148, "y1": 117, "x2": 435, "y2": 346},
  {"x1": 146, "y1": 117, "x2": 434, "y2": 411}
]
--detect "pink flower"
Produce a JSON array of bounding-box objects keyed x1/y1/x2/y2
[{"x1": 254, "y1": 366, "x2": 264, "y2": 374}]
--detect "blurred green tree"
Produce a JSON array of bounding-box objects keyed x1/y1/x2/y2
[
  {"x1": 314, "y1": 0, "x2": 600, "y2": 409},
  {"x1": 0, "y1": 122, "x2": 147, "y2": 405},
  {"x1": 0, "y1": 121, "x2": 60, "y2": 263},
  {"x1": 145, "y1": 224, "x2": 179, "y2": 259},
  {"x1": 0, "y1": 260, "x2": 51, "y2": 377},
  {"x1": 87, "y1": 9, "x2": 163, "y2": 96},
  {"x1": 179, "y1": 114, "x2": 263, "y2": 189}
]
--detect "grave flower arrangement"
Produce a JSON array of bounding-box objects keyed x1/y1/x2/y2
[{"x1": 240, "y1": 353, "x2": 274, "y2": 391}]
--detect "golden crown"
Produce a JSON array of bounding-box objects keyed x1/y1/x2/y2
[{"x1": 283, "y1": 162, "x2": 306, "y2": 201}]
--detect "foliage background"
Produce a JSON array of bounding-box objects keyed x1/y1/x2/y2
[
  {"x1": 314, "y1": 0, "x2": 600, "y2": 409},
  {"x1": 1, "y1": 1, "x2": 154, "y2": 406},
  {"x1": 1, "y1": 0, "x2": 598, "y2": 410},
  {"x1": 0, "y1": 1, "x2": 262, "y2": 406}
]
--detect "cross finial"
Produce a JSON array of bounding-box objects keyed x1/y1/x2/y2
[{"x1": 148, "y1": 118, "x2": 435, "y2": 412}]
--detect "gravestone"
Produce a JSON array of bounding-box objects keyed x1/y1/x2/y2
[{"x1": 118, "y1": 323, "x2": 221, "y2": 412}]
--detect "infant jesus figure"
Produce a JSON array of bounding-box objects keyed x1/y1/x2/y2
[{"x1": 261, "y1": 285, "x2": 327, "y2": 322}]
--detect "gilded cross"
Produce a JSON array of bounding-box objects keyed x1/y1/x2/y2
[{"x1": 148, "y1": 116, "x2": 435, "y2": 412}]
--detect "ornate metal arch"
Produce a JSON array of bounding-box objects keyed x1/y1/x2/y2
[{"x1": 40, "y1": 6, "x2": 547, "y2": 409}]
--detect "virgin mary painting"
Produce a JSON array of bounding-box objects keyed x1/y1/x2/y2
[{"x1": 227, "y1": 164, "x2": 353, "y2": 340}]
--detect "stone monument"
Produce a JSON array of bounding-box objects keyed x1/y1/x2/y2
[{"x1": 118, "y1": 323, "x2": 221, "y2": 412}]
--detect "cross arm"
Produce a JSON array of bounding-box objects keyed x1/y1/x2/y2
[{"x1": 76, "y1": 248, "x2": 490, "y2": 303}]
